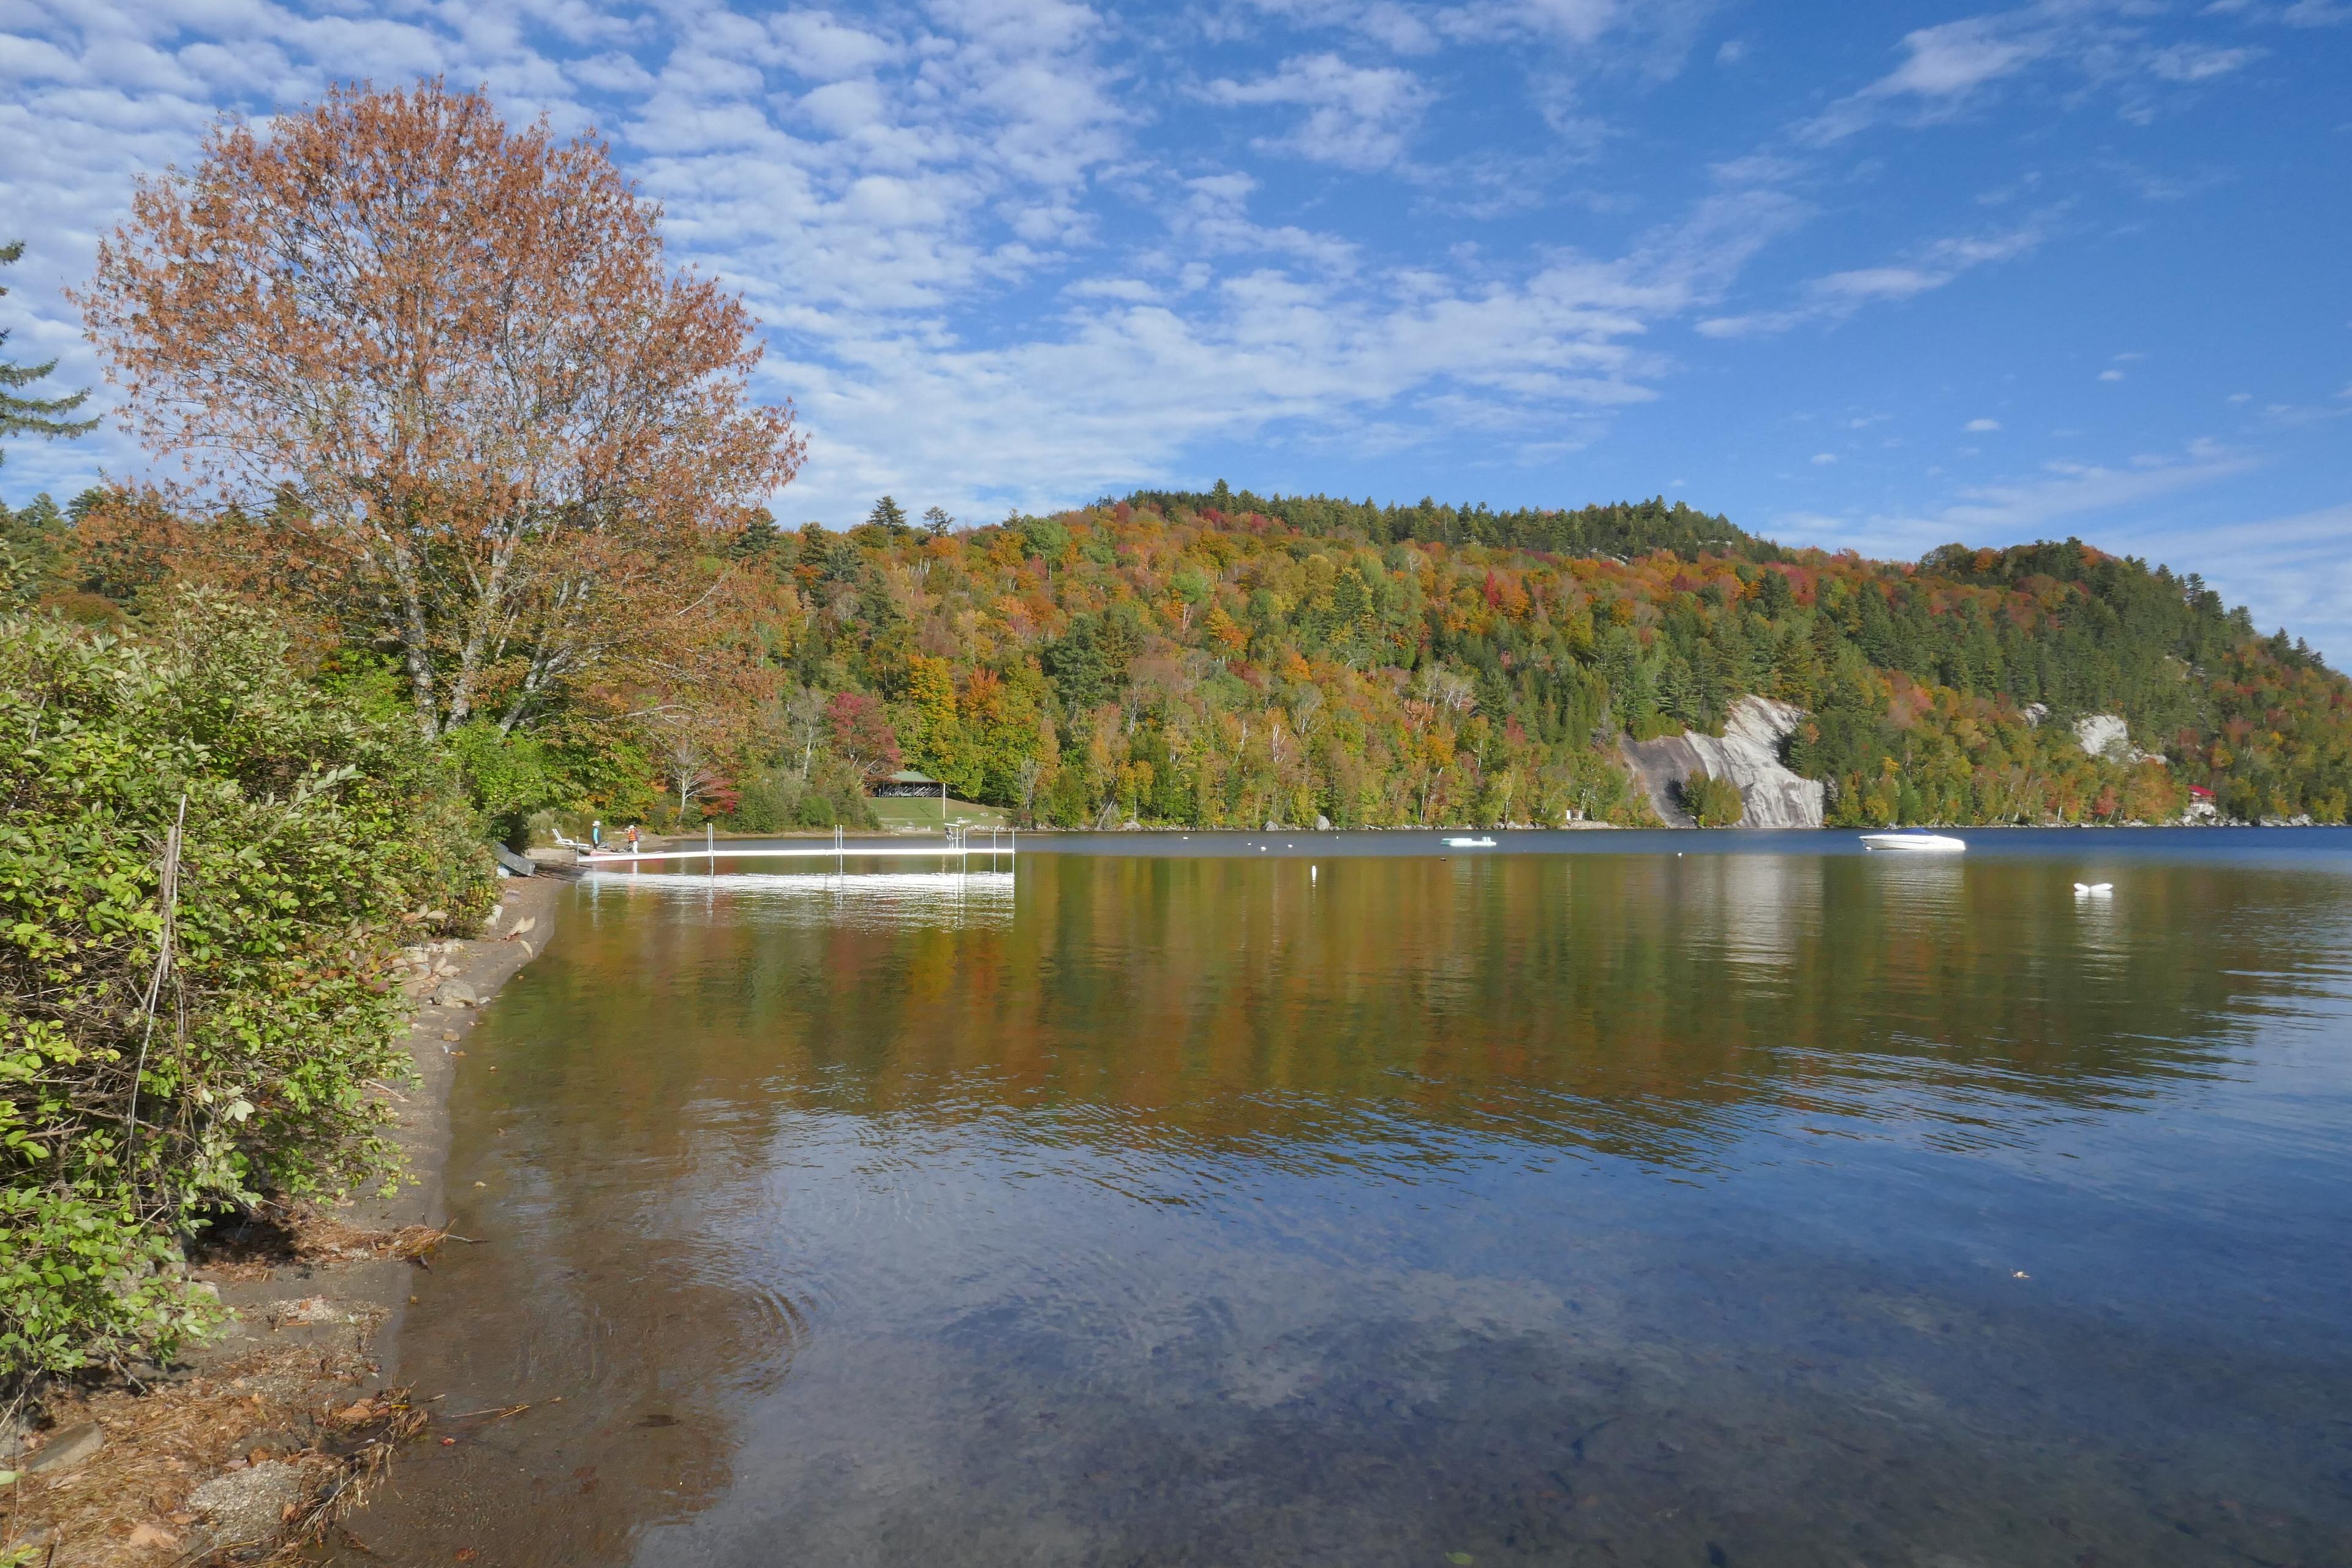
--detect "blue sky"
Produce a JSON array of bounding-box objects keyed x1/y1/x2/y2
[{"x1": 2, "y1": 1, "x2": 2348, "y2": 652}]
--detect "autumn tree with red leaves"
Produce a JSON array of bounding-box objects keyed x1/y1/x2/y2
[
  {"x1": 77, "y1": 80, "x2": 804, "y2": 739},
  {"x1": 824, "y1": 692, "x2": 902, "y2": 785}
]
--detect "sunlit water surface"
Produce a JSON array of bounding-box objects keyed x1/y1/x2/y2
[{"x1": 338, "y1": 831, "x2": 2352, "y2": 1567}]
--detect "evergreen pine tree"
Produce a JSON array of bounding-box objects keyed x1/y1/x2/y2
[
  {"x1": 921, "y1": 505, "x2": 952, "y2": 537},
  {"x1": 0, "y1": 242, "x2": 98, "y2": 473},
  {"x1": 729, "y1": 508, "x2": 781, "y2": 558},
  {"x1": 867, "y1": 495, "x2": 910, "y2": 533}
]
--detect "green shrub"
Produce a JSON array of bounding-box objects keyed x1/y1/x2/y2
[
  {"x1": 0, "y1": 591, "x2": 490, "y2": 1381},
  {"x1": 443, "y1": 720, "x2": 557, "y2": 848},
  {"x1": 1679, "y1": 769, "x2": 1746, "y2": 827},
  {"x1": 723, "y1": 753, "x2": 880, "y2": 833}
]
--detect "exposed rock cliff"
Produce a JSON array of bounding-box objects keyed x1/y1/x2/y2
[
  {"x1": 1619, "y1": 696, "x2": 1826, "y2": 829},
  {"x1": 2073, "y1": 713, "x2": 2161, "y2": 764}
]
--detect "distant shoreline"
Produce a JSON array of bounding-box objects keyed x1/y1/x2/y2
[{"x1": 605, "y1": 820, "x2": 2339, "y2": 854}]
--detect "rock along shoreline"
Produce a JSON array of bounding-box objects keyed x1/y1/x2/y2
[{"x1": 0, "y1": 874, "x2": 565, "y2": 1566}]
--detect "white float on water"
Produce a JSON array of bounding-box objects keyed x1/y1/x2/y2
[
  {"x1": 1860, "y1": 833, "x2": 1967, "y2": 853},
  {"x1": 2073, "y1": 882, "x2": 2114, "y2": 897},
  {"x1": 1443, "y1": 836, "x2": 1498, "y2": 848}
]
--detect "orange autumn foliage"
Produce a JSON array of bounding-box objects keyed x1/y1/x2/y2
[{"x1": 75, "y1": 79, "x2": 803, "y2": 738}]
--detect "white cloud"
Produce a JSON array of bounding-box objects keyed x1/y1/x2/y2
[
  {"x1": 1201, "y1": 54, "x2": 1433, "y2": 172},
  {"x1": 2283, "y1": 0, "x2": 2352, "y2": 27},
  {"x1": 1784, "y1": 442, "x2": 2261, "y2": 557},
  {"x1": 1697, "y1": 220, "x2": 2048, "y2": 337},
  {"x1": 770, "y1": 11, "x2": 895, "y2": 80},
  {"x1": 1811, "y1": 452, "x2": 1838, "y2": 464},
  {"x1": 2099, "y1": 369, "x2": 2125, "y2": 381},
  {"x1": 1880, "y1": 18, "x2": 2049, "y2": 96},
  {"x1": 1800, "y1": 13, "x2": 2059, "y2": 142},
  {"x1": 1964, "y1": 418, "x2": 2002, "y2": 431},
  {"x1": 1224, "y1": 0, "x2": 1440, "y2": 55},
  {"x1": 1800, "y1": 4, "x2": 2277, "y2": 144},
  {"x1": 2147, "y1": 43, "x2": 2263, "y2": 81},
  {"x1": 1168, "y1": 173, "x2": 1360, "y2": 270}
]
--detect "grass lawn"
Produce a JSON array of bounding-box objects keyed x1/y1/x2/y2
[{"x1": 870, "y1": 794, "x2": 1012, "y2": 832}]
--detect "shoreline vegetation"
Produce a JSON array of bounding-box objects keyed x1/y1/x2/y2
[
  {"x1": 0, "y1": 879, "x2": 557, "y2": 1564},
  {"x1": 1, "y1": 71, "x2": 2350, "y2": 1564}
]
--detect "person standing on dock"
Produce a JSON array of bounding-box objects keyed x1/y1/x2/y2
[
  {"x1": 592, "y1": 819, "x2": 603, "y2": 851},
  {"x1": 627, "y1": 824, "x2": 641, "y2": 853}
]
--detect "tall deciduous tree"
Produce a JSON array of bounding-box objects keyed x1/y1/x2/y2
[
  {"x1": 77, "y1": 80, "x2": 804, "y2": 737},
  {"x1": 824, "y1": 692, "x2": 901, "y2": 784}
]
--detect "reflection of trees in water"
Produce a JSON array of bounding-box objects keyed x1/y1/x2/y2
[
  {"x1": 342, "y1": 860, "x2": 2349, "y2": 1562},
  {"x1": 341, "y1": 954, "x2": 818, "y2": 1566},
  {"x1": 540, "y1": 856, "x2": 2348, "y2": 1174}
]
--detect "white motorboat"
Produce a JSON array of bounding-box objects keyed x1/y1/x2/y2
[
  {"x1": 1860, "y1": 833, "x2": 1966, "y2": 853},
  {"x1": 1442, "y1": 836, "x2": 1497, "y2": 848},
  {"x1": 2073, "y1": 881, "x2": 2114, "y2": 897}
]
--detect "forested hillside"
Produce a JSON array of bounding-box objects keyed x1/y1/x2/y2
[
  {"x1": 721, "y1": 486, "x2": 2348, "y2": 830},
  {"x1": 10, "y1": 481, "x2": 2348, "y2": 831}
]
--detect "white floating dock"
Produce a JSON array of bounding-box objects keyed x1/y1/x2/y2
[{"x1": 579, "y1": 826, "x2": 1014, "y2": 871}]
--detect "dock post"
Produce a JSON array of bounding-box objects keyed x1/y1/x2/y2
[{"x1": 706, "y1": 822, "x2": 715, "y2": 875}]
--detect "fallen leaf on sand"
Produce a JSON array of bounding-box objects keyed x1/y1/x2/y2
[{"x1": 127, "y1": 1523, "x2": 179, "y2": 1548}]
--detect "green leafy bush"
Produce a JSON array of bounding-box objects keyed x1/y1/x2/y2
[
  {"x1": 725, "y1": 754, "x2": 881, "y2": 832},
  {"x1": 0, "y1": 592, "x2": 490, "y2": 1381},
  {"x1": 1679, "y1": 770, "x2": 1747, "y2": 827},
  {"x1": 443, "y1": 719, "x2": 557, "y2": 848}
]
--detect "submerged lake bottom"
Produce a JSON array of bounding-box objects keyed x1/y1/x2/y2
[{"x1": 339, "y1": 831, "x2": 2352, "y2": 1566}]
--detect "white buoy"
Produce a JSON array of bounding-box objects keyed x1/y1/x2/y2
[{"x1": 2073, "y1": 882, "x2": 2114, "y2": 897}]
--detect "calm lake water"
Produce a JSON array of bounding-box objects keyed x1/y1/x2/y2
[{"x1": 341, "y1": 831, "x2": 2352, "y2": 1567}]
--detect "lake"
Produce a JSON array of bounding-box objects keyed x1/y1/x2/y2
[{"x1": 337, "y1": 830, "x2": 2352, "y2": 1566}]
